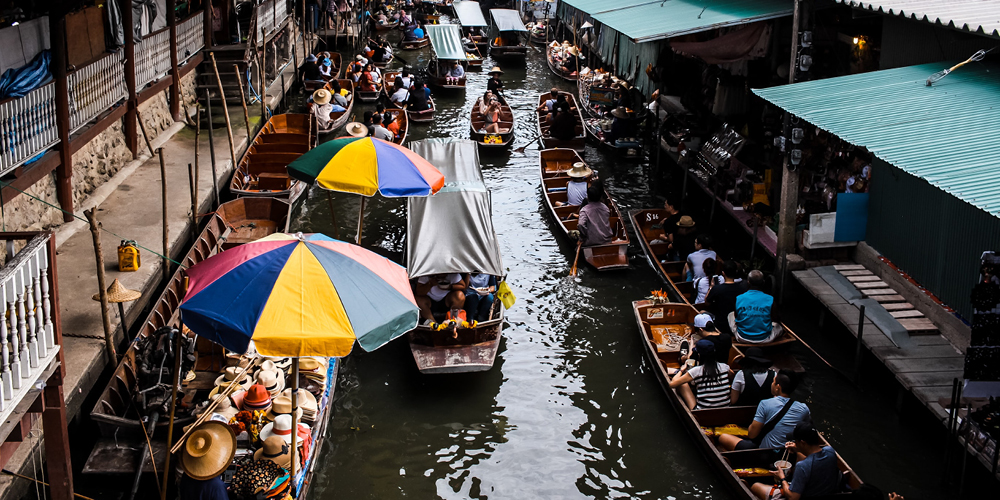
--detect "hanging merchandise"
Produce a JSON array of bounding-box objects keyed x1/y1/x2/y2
[
  {"x1": 118, "y1": 240, "x2": 141, "y2": 272},
  {"x1": 105, "y1": 0, "x2": 125, "y2": 50}
]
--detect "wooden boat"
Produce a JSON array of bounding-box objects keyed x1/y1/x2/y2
[
  {"x1": 539, "y1": 148, "x2": 629, "y2": 271},
  {"x1": 546, "y1": 43, "x2": 580, "y2": 81},
  {"x1": 632, "y1": 300, "x2": 859, "y2": 498},
  {"x1": 529, "y1": 23, "x2": 547, "y2": 44},
  {"x1": 303, "y1": 53, "x2": 343, "y2": 91},
  {"x1": 469, "y1": 97, "x2": 514, "y2": 149},
  {"x1": 471, "y1": 35, "x2": 488, "y2": 53},
  {"x1": 585, "y1": 118, "x2": 642, "y2": 160},
  {"x1": 426, "y1": 60, "x2": 467, "y2": 90},
  {"x1": 306, "y1": 79, "x2": 356, "y2": 134},
  {"x1": 216, "y1": 198, "x2": 292, "y2": 249},
  {"x1": 382, "y1": 70, "x2": 403, "y2": 101},
  {"x1": 372, "y1": 52, "x2": 394, "y2": 69},
  {"x1": 407, "y1": 139, "x2": 505, "y2": 373},
  {"x1": 578, "y1": 71, "x2": 617, "y2": 119},
  {"x1": 375, "y1": 19, "x2": 400, "y2": 31},
  {"x1": 408, "y1": 96, "x2": 436, "y2": 123},
  {"x1": 400, "y1": 35, "x2": 430, "y2": 50},
  {"x1": 489, "y1": 37, "x2": 528, "y2": 61},
  {"x1": 536, "y1": 92, "x2": 586, "y2": 151},
  {"x1": 230, "y1": 114, "x2": 312, "y2": 202},
  {"x1": 385, "y1": 108, "x2": 408, "y2": 145},
  {"x1": 464, "y1": 46, "x2": 484, "y2": 69}
]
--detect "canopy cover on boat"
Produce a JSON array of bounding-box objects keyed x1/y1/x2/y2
[
  {"x1": 426, "y1": 24, "x2": 467, "y2": 61},
  {"x1": 406, "y1": 139, "x2": 504, "y2": 278},
  {"x1": 454, "y1": 1, "x2": 488, "y2": 27},
  {"x1": 490, "y1": 9, "x2": 528, "y2": 32}
]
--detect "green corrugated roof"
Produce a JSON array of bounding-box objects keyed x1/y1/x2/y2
[
  {"x1": 589, "y1": 0, "x2": 793, "y2": 42},
  {"x1": 753, "y1": 62, "x2": 1000, "y2": 217},
  {"x1": 426, "y1": 24, "x2": 467, "y2": 60},
  {"x1": 560, "y1": 0, "x2": 657, "y2": 15}
]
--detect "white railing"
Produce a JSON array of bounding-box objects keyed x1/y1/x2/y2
[
  {"x1": 0, "y1": 83, "x2": 59, "y2": 177},
  {"x1": 0, "y1": 233, "x2": 58, "y2": 422},
  {"x1": 256, "y1": 0, "x2": 290, "y2": 41},
  {"x1": 177, "y1": 12, "x2": 206, "y2": 64},
  {"x1": 67, "y1": 51, "x2": 128, "y2": 133},
  {"x1": 135, "y1": 28, "x2": 173, "y2": 89}
]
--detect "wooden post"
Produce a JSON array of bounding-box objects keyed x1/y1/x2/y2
[
  {"x1": 135, "y1": 109, "x2": 157, "y2": 157},
  {"x1": 85, "y1": 208, "x2": 116, "y2": 362},
  {"x1": 194, "y1": 107, "x2": 202, "y2": 209},
  {"x1": 159, "y1": 329, "x2": 183, "y2": 500},
  {"x1": 49, "y1": 10, "x2": 74, "y2": 223},
  {"x1": 42, "y1": 378, "x2": 75, "y2": 500},
  {"x1": 159, "y1": 150, "x2": 170, "y2": 283},
  {"x1": 260, "y1": 30, "x2": 268, "y2": 120},
  {"x1": 203, "y1": 1, "x2": 214, "y2": 50},
  {"x1": 168, "y1": 0, "x2": 182, "y2": 121},
  {"x1": 290, "y1": 358, "x2": 300, "y2": 492},
  {"x1": 208, "y1": 53, "x2": 238, "y2": 171},
  {"x1": 188, "y1": 162, "x2": 197, "y2": 241},
  {"x1": 123, "y1": 0, "x2": 139, "y2": 156},
  {"x1": 203, "y1": 89, "x2": 221, "y2": 208},
  {"x1": 854, "y1": 304, "x2": 865, "y2": 383},
  {"x1": 234, "y1": 65, "x2": 252, "y2": 135}
]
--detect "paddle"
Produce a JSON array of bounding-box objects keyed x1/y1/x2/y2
[
  {"x1": 514, "y1": 133, "x2": 543, "y2": 154},
  {"x1": 782, "y1": 326, "x2": 860, "y2": 387},
  {"x1": 570, "y1": 241, "x2": 583, "y2": 276}
]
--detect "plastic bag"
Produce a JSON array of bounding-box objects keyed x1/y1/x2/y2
[{"x1": 497, "y1": 281, "x2": 516, "y2": 310}]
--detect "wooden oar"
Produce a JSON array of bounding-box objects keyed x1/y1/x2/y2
[
  {"x1": 782, "y1": 326, "x2": 859, "y2": 386},
  {"x1": 514, "y1": 133, "x2": 543, "y2": 154},
  {"x1": 570, "y1": 240, "x2": 582, "y2": 276}
]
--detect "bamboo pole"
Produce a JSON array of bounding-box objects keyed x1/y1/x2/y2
[
  {"x1": 260, "y1": 30, "x2": 267, "y2": 121},
  {"x1": 290, "y1": 359, "x2": 300, "y2": 493},
  {"x1": 208, "y1": 53, "x2": 238, "y2": 171},
  {"x1": 159, "y1": 329, "x2": 183, "y2": 500},
  {"x1": 194, "y1": 107, "x2": 201, "y2": 211},
  {"x1": 326, "y1": 192, "x2": 339, "y2": 239},
  {"x1": 170, "y1": 357, "x2": 252, "y2": 453},
  {"x1": 135, "y1": 110, "x2": 156, "y2": 157},
  {"x1": 188, "y1": 163, "x2": 197, "y2": 241},
  {"x1": 158, "y1": 149, "x2": 169, "y2": 283},
  {"x1": 0, "y1": 470, "x2": 96, "y2": 500},
  {"x1": 85, "y1": 208, "x2": 116, "y2": 362},
  {"x1": 203, "y1": 90, "x2": 221, "y2": 209},
  {"x1": 234, "y1": 65, "x2": 252, "y2": 136}
]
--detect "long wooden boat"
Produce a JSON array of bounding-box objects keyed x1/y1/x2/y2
[
  {"x1": 407, "y1": 139, "x2": 505, "y2": 373},
  {"x1": 216, "y1": 198, "x2": 292, "y2": 249},
  {"x1": 469, "y1": 97, "x2": 514, "y2": 149},
  {"x1": 489, "y1": 38, "x2": 527, "y2": 61},
  {"x1": 400, "y1": 35, "x2": 430, "y2": 50},
  {"x1": 585, "y1": 118, "x2": 642, "y2": 160},
  {"x1": 539, "y1": 148, "x2": 629, "y2": 271},
  {"x1": 528, "y1": 23, "x2": 547, "y2": 44},
  {"x1": 306, "y1": 79, "x2": 356, "y2": 134},
  {"x1": 536, "y1": 92, "x2": 586, "y2": 151},
  {"x1": 464, "y1": 44, "x2": 484, "y2": 69},
  {"x1": 426, "y1": 60, "x2": 467, "y2": 90},
  {"x1": 546, "y1": 43, "x2": 580, "y2": 81},
  {"x1": 633, "y1": 300, "x2": 860, "y2": 498},
  {"x1": 230, "y1": 114, "x2": 312, "y2": 202}
]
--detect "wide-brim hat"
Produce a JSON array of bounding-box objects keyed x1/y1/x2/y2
[
  {"x1": 355, "y1": 54, "x2": 365, "y2": 61},
  {"x1": 306, "y1": 54, "x2": 317, "y2": 62},
  {"x1": 677, "y1": 215, "x2": 696, "y2": 228},
  {"x1": 214, "y1": 366, "x2": 253, "y2": 389},
  {"x1": 298, "y1": 357, "x2": 326, "y2": 372},
  {"x1": 313, "y1": 89, "x2": 332, "y2": 105},
  {"x1": 566, "y1": 162, "x2": 593, "y2": 179},
  {"x1": 266, "y1": 394, "x2": 305, "y2": 421},
  {"x1": 739, "y1": 347, "x2": 773, "y2": 367},
  {"x1": 321, "y1": 51, "x2": 331, "y2": 58},
  {"x1": 567, "y1": 46, "x2": 580, "y2": 56},
  {"x1": 611, "y1": 106, "x2": 629, "y2": 119},
  {"x1": 280, "y1": 388, "x2": 319, "y2": 415},
  {"x1": 256, "y1": 368, "x2": 286, "y2": 397},
  {"x1": 254, "y1": 436, "x2": 298, "y2": 470},
  {"x1": 488, "y1": 66, "x2": 503, "y2": 75},
  {"x1": 259, "y1": 414, "x2": 312, "y2": 444},
  {"x1": 322, "y1": 58, "x2": 332, "y2": 67},
  {"x1": 181, "y1": 421, "x2": 236, "y2": 480},
  {"x1": 345, "y1": 122, "x2": 368, "y2": 138},
  {"x1": 263, "y1": 357, "x2": 292, "y2": 371},
  {"x1": 92, "y1": 279, "x2": 142, "y2": 303},
  {"x1": 204, "y1": 394, "x2": 239, "y2": 421}
]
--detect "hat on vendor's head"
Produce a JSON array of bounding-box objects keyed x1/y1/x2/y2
[
  {"x1": 610, "y1": 106, "x2": 629, "y2": 119},
  {"x1": 677, "y1": 215, "x2": 696, "y2": 228},
  {"x1": 254, "y1": 436, "x2": 298, "y2": 470},
  {"x1": 566, "y1": 162, "x2": 593, "y2": 179},
  {"x1": 567, "y1": 46, "x2": 580, "y2": 56},
  {"x1": 345, "y1": 122, "x2": 368, "y2": 138},
  {"x1": 313, "y1": 89, "x2": 332, "y2": 105},
  {"x1": 306, "y1": 54, "x2": 318, "y2": 62},
  {"x1": 488, "y1": 66, "x2": 504, "y2": 75},
  {"x1": 242, "y1": 383, "x2": 273, "y2": 412},
  {"x1": 181, "y1": 421, "x2": 236, "y2": 480}
]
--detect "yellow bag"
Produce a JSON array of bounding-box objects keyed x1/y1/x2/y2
[{"x1": 497, "y1": 281, "x2": 516, "y2": 309}]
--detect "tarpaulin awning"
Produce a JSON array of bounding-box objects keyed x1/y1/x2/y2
[
  {"x1": 454, "y1": 1, "x2": 488, "y2": 27},
  {"x1": 671, "y1": 22, "x2": 771, "y2": 64},
  {"x1": 584, "y1": 0, "x2": 792, "y2": 42},
  {"x1": 490, "y1": 9, "x2": 528, "y2": 32},
  {"x1": 753, "y1": 61, "x2": 1000, "y2": 218},
  {"x1": 425, "y1": 24, "x2": 467, "y2": 61},
  {"x1": 406, "y1": 139, "x2": 503, "y2": 278}
]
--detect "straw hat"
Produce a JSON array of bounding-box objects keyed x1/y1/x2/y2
[
  {"x1": 345, "y1": 122, "x2": 368, "y2": 138},
  {"x1": 611, "y1": 106, "x2": 629, "y2": 119},
  {"x1": 566, "y1": 162, "x2": 593, "y2": 179},
  {"x1": 279, "y1": 388, "x2": 318, "y2": 418},
  {"x1": 256, "y1": 368, "x2": 285, "y2": 397},
  {"x1": 677, "y1": 215, "x2": 696, "y2": 228},
  {"x1": 313, "y1": 89, "x2": 332, "y2": 105},
  {"x1": 298, "y1": 358, "x2": 325, "y2": 372},
  {"x1": 567, "y1": 46, "x2": 580, "y2": 56},
  {"x1": 253, "y1": 436, "x2": 297, "y2": 470},
  {"x1": 214, "y1": 366, "x2": 253, "y2": 389},
  {"x1": 181, "y1": 421, "x2": 236, "y2": 480},
  {"x1": 263, "y1": 357, "x2": 292, "y2": 371},
  {"x1": 266, "y1": 394, "x2": 304, "y2": 421},
  {"x1": 204, "y1": 394, "x2": 239, "y2": 421},
  {"x1": 92, "y1": 279, "x2": 141, "y2": 303},
  {"x1": 488, "y1": 66, "x2": 504, "y2": 75},
  {"x1": 241, "y1": 383, "x2": 273, "y2": 412},
  {"x1": 259, "y1": 414, "x2": 312, "y2": 444}
]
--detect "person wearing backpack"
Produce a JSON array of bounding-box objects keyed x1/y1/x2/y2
[{"x1": 718, "y1": 369, "x2": 810, "y2": 451}]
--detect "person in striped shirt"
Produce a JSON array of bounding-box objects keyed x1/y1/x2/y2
[{"x1": 669, "y1": 339, "x2": 732, "y2": 410}]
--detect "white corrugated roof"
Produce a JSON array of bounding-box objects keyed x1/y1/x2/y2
[{"x1": 838, "y1": 1, "x2": 1000, "y2": 38}]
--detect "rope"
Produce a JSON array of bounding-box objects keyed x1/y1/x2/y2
[{"x1": 0, "y1": 180, "x2": 183, "y2": 266}]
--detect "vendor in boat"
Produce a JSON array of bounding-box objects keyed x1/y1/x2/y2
[
  {"x1": 730, "y1": 347, "x2": 776, "y2": 407},
  {"x1": 560, "y1": 46, "x2": 582, "y2": 74},
  {"x1": 445, "y1": 60, "x2": 465, "y2": 85},
  {"x1": 298, "y1": 54, "x2": 324, "y2": 84},
  {"x1": 415, "y1": 273, "x2": 470, "y2": 325},
  {"x1": 667, "y1": 339, "x2": 731, "y2": 410},
  {"x1": 465, "y1": 272, "x2": 497, "y2": 322},
  {"x1": 706, "y1": 260, "x2": 748, "y2": 335},
  {"x1": 606, "y1": 106, "x2": 637, "y2": 144},
  {"x1": 179, "y1": 421, "x2": 234, "y2": 500},
  {"x1": 730, "y1": 270, "x2": 782, "y2": 344},
  {"x1": 576, "y1": 184, "x2": 614, "y2": 247},
  {"x1": 718, "y1": 369, "x2": 811, "y2": 452},
  {"x1": 555, "y1": 162, "x2": 592, "y2": 207},
  {"x1": 751, "y1": 422, "x2": 846, "y2": 500},
  {"x1": 487, "y1": 67, "x2": 505, "y2": 96}
]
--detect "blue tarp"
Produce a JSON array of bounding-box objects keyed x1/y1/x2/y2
[{"x1": 0, "y1": 50, "x2": 53, "y2": 100}]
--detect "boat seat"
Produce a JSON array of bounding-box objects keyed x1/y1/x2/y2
[
  {"x1": 251, "y1": 143, "x2": 309, "y2": 155},
  {"x1": 257, "y1": 173, "x2": 291, "y2": 191},
  {"x1": 554, "y1": 205, "x2": 577, "y2": 219},
  {"x1": 649, "y1": 242, "x2": 669, "y2": 257},
  {"x1": 104, "y1": 387, "x2": 126, "y2": 416}
]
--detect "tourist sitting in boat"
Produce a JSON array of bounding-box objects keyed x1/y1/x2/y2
[
  {"x1": 179, "y1": 422, "x2": 233, "y2": 500},
  {"x1": 360, "y1": 65, "x2": 379, "y2": 92},
  {"x1": 405, "y1": 22, "x2": 425, "y2": 41},
  {"x1": 706, "y1": 260, "x2": 747, "y2": 335},
  {"x1": 718, "y1": 369, "x2": 810, "y2": 452},
  {"x1": 298, "y1": 54, "x2": 324, "y2": 84},
  {"x1": 349, "y1": 63, "x2": 363, "y2": 83},
  {"x1": 415, "y1": 273, "x2": 470, "y2": 324},
  {"x1": 356, "y1": 53, "x2": 369, "y2": 67},
  {"x1": 752, "y1": 422, "x2": 846, "y2": 500},
  {"x1": 479, "y1": 90, "x2": 495, "y2": 116},
  {"x1": 390, "y1": 77, "x2": 410, "y2": 106},
  {"x1": 730, "y1": 270, "x2": 782, "y2": 344},
  {"x1": 538, "y1": 87, "x2": 562, "y2": 115},
  {"x1": 408, "y1": 82, "x2": 431, "y2": 111},
  {"x1": 330, "y1": 80, "x2": 350, "y2": 107},
  {"x1": 730, "y1": 347, "x2": 775, "y2": 407},
  {"x1": 376, "y1": 103, "x2": 400, "y2": 138},
  {"x1": 370, "y1": 113, "x2": 394, "y2": 141},
  {"x1": 369, "y1": 64, "x2": 383, "y2": 85},
  {"x1": 362, "y1": 111, "x2": 375, "y2": 136},
  {"x1": 650, "y1": 197, "x2": 682, "y2": 244},
  {"x1": 310, "y1": 89, "x2": 339, "y2": 134},
  {"x1": 577, "y1": 185, "x2": 614, "y2": 247},
  {"x1": 487, "y1": 67, "x2": 505, "y2": 96},
  {"x1": 694, "y1": 258, "x2": 722, "y2": 304},
  {"x1": 671, "y1": 215, "x2": 697, "y2": 261},
  {"x1": 667, "y1": 339, "x2": 731, "y2": 410},
  {"x1": 554, "y1": 162, "x2": 591, "y2": 207},
  {"x1": 692, "y1": 312, "x2": 732, "y2": 360},
  {"x1": 548, "y1": 102, "x2": 578, "y2": 142},
  {"x1": 401, "y1": 71, "x2": 413, "y2": 88},
  {"x1": 445, "y1": 60, "x2": 465, "y2": 85},
  {"x1": 685, "y1": 234, "x2": 717, "y2": 282},
  {"x1": 480, "y1": 97, "x2": 507, "y2": 134},
  {"x1": 465, "y1": 272, "x2": 497, "y2": 322},
  {"x1": 369, "y1": 38, "x2": 386, "y2": 62},
  {"x1": 319, "y1": 56, "x2": 335, "y2": 80}
]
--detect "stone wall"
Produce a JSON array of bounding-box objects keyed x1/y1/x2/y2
[
  {"x1": 137, "y1": 90, "x2": 175, "y2": 146},
  {"x1": 71, "y1": 119, "x2": 134, "y2": 209},
  {"x1": 180, "y1": 70, "x2": 199, "y2": 122},
  {"x1": 0, "y1": 174, "x2": 62, "y2": 232}
]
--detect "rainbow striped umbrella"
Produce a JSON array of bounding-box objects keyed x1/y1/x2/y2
[
  {"x1": 179, "y1": 233, "x2": 418, "y2": 357},
  {"x1": 286, "y1": 136, "x2": 445, "y2": 197}
]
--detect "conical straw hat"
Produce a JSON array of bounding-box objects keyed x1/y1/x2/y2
[
  {"x1": 181, "y1": 421, "x2": 236, "y2": 480},
  {"x1": 92, "y1": 279, "x2": 142, "y2": 303}
]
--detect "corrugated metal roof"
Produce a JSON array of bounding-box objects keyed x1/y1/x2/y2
[
  {"x1": 560, "y1": 0, "x2": 657, "y2": 15},
  {"x1": 753, "y1": 61, "x2": 1000, "y2": 218},
  {"x1": 490, "y1": 9, "x2": 528, "y2": 32},
  {"x1": 426, "y1": 24, "x2": 467, "y2": 60},
  {"x1": 838, "y1": 1, "x2": 1000, "y2": 39},
  {"x1": 589, "y1": 0, "x2": 793, "y2": 42},
  {"x1": 454, "y1": 1, "x2": 488, "y2": 27}
]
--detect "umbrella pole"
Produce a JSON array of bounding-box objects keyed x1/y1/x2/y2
[
  {"x1": 356, "y1": 196, "x2": 366, "y2": 245},
  {"x1": 327, "y1": 191, "x2": 340, "y2": 239},
  {"x1": 159, "y1": 327, "x2": 183, "y2": 500},
  {"x1": 291, "y1": 358, "x2": 300, "y2": 494}
]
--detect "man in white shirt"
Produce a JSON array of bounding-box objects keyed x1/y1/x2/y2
[
  {"x1": 415, "y1": 273, "x2": 469, "y2": 323},
  {"x1": 390, "y1": 85, "x2": 410, "y2": 107},
  {"x1": 370, "y1": 114, "x2": 394, "y2": 141}
]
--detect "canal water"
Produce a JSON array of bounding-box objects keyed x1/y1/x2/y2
[{"x1": 289, "y1": 33, "x2": 984, "y2": 500}]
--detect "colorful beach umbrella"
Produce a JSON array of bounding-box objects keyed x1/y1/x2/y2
[
  {"x1": 179, "y1": 232, "x2": 419, "y2": 357},
  {"x1": 286, "y1": 136, "x2": 445, "y2": 197}
]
